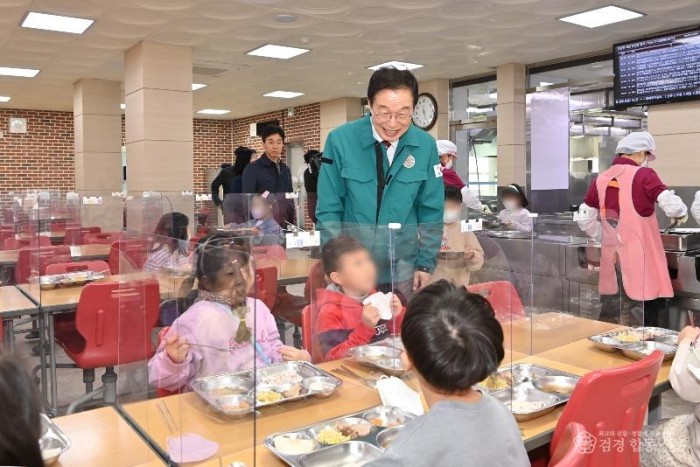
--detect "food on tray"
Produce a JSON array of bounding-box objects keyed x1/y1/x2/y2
[
  {"x1": 505, "y1": 400, "x2": 547, "y2": 413},
  {"x1": 368, "y1": 418, "x2": 400, "y2": 428},
  {"x1": 336, "y1": 421, "x2": 372, "y2": 439},
  {"x1": 309, "y1": 381, "x2": 334, "y2": 392},
  {"x1": 282, "y1": 383, "x2": 302, "y2": 398},
  {"x1": 260, "y1": 370, "x2": 303, "y2": 386},
  {"x1": 480, "y1": 373, "x2": 512, "y2": 391},
  {"x1": 316, "y1": 427, "x2": 350, "y2": 445},
  {"x1": 614, "y1": 331, "x2": 645, "y2": 343},
  {"x1": 273, "y1": 436, "x2": 316, "y2": 456},
  {"x1": 257, "y1": 390, "x2": 283, "y2": 404}
]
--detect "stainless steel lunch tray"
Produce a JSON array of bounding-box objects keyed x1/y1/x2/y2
[
  {"x1": 480, "y1": 364, "x2": 580, "y2": 421},
  {"x1": 38, "y1": 271, "x2": 106, "y2": 288},
  {"x1": 348, "y1": 345, "x2": 407, "y2": 376},
  {"x1": 40, "y1": 413, "x2": 71, "y2": 465},
  {"x1": 191, "y1": 362, "x2": 343, "y2": 417},
  {"x1": 485, "y1": 230, "x2": 536, "y2": 240},
  {"x1": 660, "y1": 228, "x2": 700, "y2": 252},
  {"x1": 369, "y1": 337, "x2": 404, "y2": 351},
  {"x1": 588, "y1": 327, "x2": 679, "y2": 359},
  {"x1": 265, "y1": 406, "x2": 414, "y2": 467}
]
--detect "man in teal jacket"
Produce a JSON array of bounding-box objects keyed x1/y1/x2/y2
[{"x1": 316, "y1": 67, "x2": 444, "y2": 295}]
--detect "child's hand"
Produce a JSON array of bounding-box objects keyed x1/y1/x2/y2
[
  {"x1": 279, "y1": 345, "x2": 311, "y2": 361},
  {"x1": 165, "y1": 333, "x2": 190, "y2": 364},
  {"x1": 390, "y1": 294, "x2": 403, "y2": 317},
  {"x1": 362, "y1": 305, "x2": 381, "y2": 328},
  {"x1": 679, "y1": 326, "x2": 700, "y2": 344},
  {"x1": 464, "y1": 249, "x2": 476, "y2": 261}
]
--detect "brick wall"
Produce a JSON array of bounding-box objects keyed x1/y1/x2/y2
[{"x1": 0, "y1": 109, "x2": 74, "y2": 192}]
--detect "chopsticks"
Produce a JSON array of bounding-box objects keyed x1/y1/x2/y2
[
  {"x1": 156, "y1": 401, "x2": 178, "y2": 434},
  {"x1": 688, "y1": 310, "x2": 696, "y2": 327}
]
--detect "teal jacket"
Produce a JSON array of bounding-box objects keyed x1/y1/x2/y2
[{"x1": 316, "y1": 115, "x2": 444, "y2": 283}]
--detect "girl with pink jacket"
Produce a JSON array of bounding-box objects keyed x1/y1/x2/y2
[{"x1": 148, "y1": 235, "x2": 309, "y2": 392}]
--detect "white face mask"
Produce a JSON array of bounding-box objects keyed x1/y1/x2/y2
[
  {"x1": 444, "y1": 159, "x2": 453, "y2": 170},
  {"x1": 503, "y1": 200, "x2": 518, "y2": 211},
  {"x1": 251, "y1": 207, "x2": 266, "y2": 220},
  {"x1": 641, "y1": 157, "x2": 649, "y2": 168},
  {"x1": 444, "y1": 209, "x2": 461, "y2": 224}
]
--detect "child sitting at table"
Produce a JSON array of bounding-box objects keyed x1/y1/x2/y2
[
  {"x1": 227, "y1": 192, "x2": 285, "y2": 246},
  {"x1": 144, "y1": 212, "x2": 192, "y2": 273},
  {"x1": 148, "y1": 234, "x2": 310, "y2": 391},
  {"x1": 314, "y1": 235, "x2": 404, "y2": 361},
  {"x1": 366, "y1": 280, "x2": 529, "y2": 467},
  {"x1": 432, "y1": 185, "x2": 485, "y2": 287}
]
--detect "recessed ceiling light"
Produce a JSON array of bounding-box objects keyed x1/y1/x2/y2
[
  {"x1": 274, "y1": 14, "x2": 297, "y2": 23},
  {"x1": 21, "y1": 11, "x2": 94, "y2": 34},
  {"x1": 197, "y1": 109, "x2": 230, "y2": 115},
  {"x1": 247, "y1": 44, "x2": 310, "y2": 60},
  {"x1": 367, "y1": 61, "x2": 424, "y2": 71},
  {"x1": 263, "y1": 91, "x2": 305, "y2": 99},
  {"x1": 559, "y1": 6, "x2": 643, "y2": 28},
  {"x1": 465, "y1": 44, "x2": 482, "y2": 50},
  {"x1": 0, "y1": 67, "x2": 39, "y2": 78},
  {"x1": 0, "y1": 96, "x2": 10, "y2": 103},
  {"x1": 488, "y1": 90, "x2": 498, "y2": 99},
  {"x1": 120, "y1": 103, "x2": 125, "y2": 110},
  {"x1": 192, "y1": 83, "x2": 207, "y2": 91}
]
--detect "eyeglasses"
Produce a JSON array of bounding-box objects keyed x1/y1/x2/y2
[{"x1": 373, "y1": 111, "x2": 413, "y2": 123}]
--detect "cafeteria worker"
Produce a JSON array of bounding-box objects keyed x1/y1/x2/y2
[
  {"x1": 577, "y1": 131, "x2": 688, "y2": 327},
  {"x1": 316, "y1": 67, "x2": 444, "y2": 297}
]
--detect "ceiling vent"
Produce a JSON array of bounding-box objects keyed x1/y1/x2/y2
[{"x1": 192, "y1": 61, "x2": 249, "y2": 77}]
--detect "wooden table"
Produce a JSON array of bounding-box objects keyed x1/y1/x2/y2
[
  {"x1": 257, "y1": 257, "x2": 318, "y2": 286},
  {"x1": 0, "y1": 285, "x2": 38, "y2": 347},
  {"x1": 0, "y1": 244, "x2": 111, "y2": 266},
  {"x1": 52, "y1": 406, "x2": 164, "y2": 467}
]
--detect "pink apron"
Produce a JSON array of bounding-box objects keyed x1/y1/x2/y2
[{"x1": 596, "y1": 164, "x2": 673, "y2": 301}]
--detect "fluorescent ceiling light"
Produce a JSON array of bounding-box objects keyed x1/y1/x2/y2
[
  {"x1": 247, "y1": 44, "x2": 309, "y2": 60},
  {"x1": 21, "y1": 11, "x2": 94, "y2": 34},
  {"x1": 559, "y1": 6, "x2": 643, "y2": 28},
  {"x1": 0, "y1": 96, "x2": 10, "y2": 103},
  {"x1": 467, "y1": 106, "x2": 492, "y2": 113},
  {"x1": 0, "y1": 67, "x2": 39, "y2": 78},
  {"x1": 120, "y1": 103, "x2": 125, "y2": 110},
  {"x1": 367, "y1": 61, "x2": 424, "y2": 71},
  {"x1": 197, "y1": 109, "x2": 230, "y2": 115},
  {"x1": 540, "y1": 81, "x2": 554, "y2": 86},
  {"x1": 263, "y1": 91, "x2": 305, "y2": 99},
  {"x1": 192, "y1": 83, "x2": 207, "y2": 91},
  {"x1": 488, "y1": 90, "x2": 497, "y2": 99}
]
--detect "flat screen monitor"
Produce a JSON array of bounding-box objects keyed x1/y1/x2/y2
[{"x1": 613, "y1": 28, "x2": 700, "y2": 108}]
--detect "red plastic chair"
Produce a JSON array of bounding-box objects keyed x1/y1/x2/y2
[
  {"x1": 251, "y1": 266, "x2": 278, "y2": 310},
  {"x1": 63, "y1": 226, "x2": 103, "y2": 246},
  {"x1": 549, "y1": 350, "x2": 664, "y2": 467},
  {"x1": 54, "y1": 280, "x2": 160, "y2": 413},
  {"x1": 45, "y1": 260, "x2": 110, "y2": 276},
  {"x1": 301, "y1": 305, "x2": 324, "y2": 363},
  {"x1": 84, "y1": 232, "x2": 121, "y2": 245},
  {"x1": 15, "y1": 245, "x2": 72, "y2": 284},
  {"x1": 303, "y1": 261, "x2": 327, "y2": 303},
  {"x1": 108, "y1": 239, "x2": 148, "y2": 275},
  {"x1": 252, "y1": 245, "x2": 288, "y2": 260},
  {"x1": 0, "y1": 229, "x2": 14, "y2": 251},
  {"x1": 548, "y1": 422, "x2": 588, "y2": 467},
  {"x1": 4, "y1": 236, "x2": 51, "y2": 251},
  {"x1": 467, "y1": 281, "x2": 526, "y2": 322}
]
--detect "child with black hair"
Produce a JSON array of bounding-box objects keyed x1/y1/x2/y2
[
  {"x1": 432, "y1": 185, "x2": 484, "y2": 287},
  {"x1": 148, "y1": 234, "x2": 309, "y2": 391},
  {"x1": 498, "y1": 183, "x2": 533, "y2": 232},
  {"x1": 144, "y1": 212, "x2": 192, "y2": 272},
  {"x1": 227, "y1": 192, "x2": 285, "y2": 246},
  {"x1": 367, "y1": 280, "x2": 528, "y2": 467},
  {"x1": 315, "y1": 235, "x2": 404, "y2": 361}
]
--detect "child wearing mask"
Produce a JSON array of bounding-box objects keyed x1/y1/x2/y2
[
  {"x1": 432, "y1": 186, "x2": 484, "y2": 287},
  {"x1": 148, "y1": 234, "x2": 309, "y2": 391},
  {"x1": 227, "y1": 192, "x2": 285, "y2": 246},
  {"x1": 366, "y1": 281, "x2": 529, "y2": 467},
  {"x1": 314, "y1": 236, "x2": 404, "y2": 361},
  {"x1": 498, "y1": 184, "x2": 533, "y2": 233}
]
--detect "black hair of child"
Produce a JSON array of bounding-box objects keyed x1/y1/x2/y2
[
  {"x1": 444, "y1": 185, "x2": 463, "y2": 204},
  {"x1": 321, "y1": 235, "x2": 368, "y2": 278},
  {"x1": 401, "y1": 280, "x2": 505, "y2": 393}
]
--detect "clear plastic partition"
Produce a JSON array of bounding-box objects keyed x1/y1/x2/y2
[{"x1": 124, "y1": 191, "x2": 195, "y2": 236}]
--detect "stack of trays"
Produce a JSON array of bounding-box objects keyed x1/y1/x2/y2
[
  {"x1": 265, "y1": 406, "x2": 414, "y2": 466},
  {"x1": 40, "y1": 414, "x2": 71, "y2": 465},
  {"x1": 348, "y1": 345, "x2": 407, "y2": 376},
  {"x1": 191, "y1": 362, "x2": 343, "y2": 417},
  {"x1": 479, "y1": 364, "x2": 580, "y2": 421},
  {"x1": 588, "y1": 327, "x2": 679, "y2": 361}
]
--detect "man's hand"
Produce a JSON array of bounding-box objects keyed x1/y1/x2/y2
[{"x1": 413, "y1": 270, "x2": 431, "y2": 291}]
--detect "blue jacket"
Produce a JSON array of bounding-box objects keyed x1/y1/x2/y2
[{"x1": 316, "y1": 115, "x2": 444, "y2": 282}]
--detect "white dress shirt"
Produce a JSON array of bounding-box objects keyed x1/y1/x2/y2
[{"x1": 371, "y1": 119, "x2": 397, "y2": 166}]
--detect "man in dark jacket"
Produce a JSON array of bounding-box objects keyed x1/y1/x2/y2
[
  {"x1": 211, "y1": 146, "x2": 256, "y2": 224},
  {"x1": 303, "y1": 149, "x2": 322, "y2": 224},
  {"x1": 242, "y1": 125, "x2": 295, "y2": 227}
]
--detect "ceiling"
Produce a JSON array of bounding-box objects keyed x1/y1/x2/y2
[{"x1": 0, "y1": 0, "x2": 698, "y2": 118}]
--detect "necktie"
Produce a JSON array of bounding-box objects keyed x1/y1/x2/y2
[{"x1": 382, "y1": 140, "x2": 391, "y2": 149}]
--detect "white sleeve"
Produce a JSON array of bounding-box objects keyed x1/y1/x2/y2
[
  {"x1": 460, "y1": 186, "x2": 484, "y2": 211},
  {"x1": 576, "y1": 202, "x2": 601, "y2": 239},
  {"x1": 657, "y1": 189, "x2": 688, "y2": 218},
  {"x1": 512, "y1": 210, "x2": 533, "y2": 232},
  {"x1": 692, "y1": 191, "x2": 700, "y2": 225}
]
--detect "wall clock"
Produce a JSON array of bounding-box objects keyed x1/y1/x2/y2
[{"x1": 412, "y1": 93, "x2": 438, "y2": 131}]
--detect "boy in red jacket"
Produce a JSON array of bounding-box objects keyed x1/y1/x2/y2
[{"x1": 315, "y1": 236, "x2": 404, "y2": 361}]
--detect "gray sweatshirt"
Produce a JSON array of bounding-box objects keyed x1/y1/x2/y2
[{"x1": 366, "y1": 395, "x2": 529, "y2": 467}]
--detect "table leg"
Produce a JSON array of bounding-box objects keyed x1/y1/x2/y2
[
  {"x1": 648, "y1": 394, "x2": 662, "y2": 424},
  {"x1": 38, "y1": 312, "x2": 50, "y2": 411},
  {"x1": 2, "y1": 319, "x2": 14, "y2": 351},
  {"x1": 48, "y1": 312, "x2": 58, "y2": 414}
]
